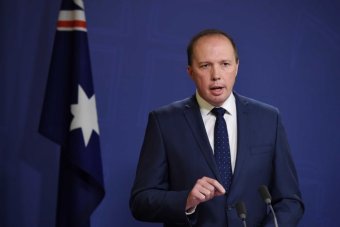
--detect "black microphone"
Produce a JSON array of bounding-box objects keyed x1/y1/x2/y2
[
  {"x1": 258, "y1": 185, "x2": 279, "y2": 227},
  {"x1": 235, "y1": 201, "x2": 247, "y2": 227}
]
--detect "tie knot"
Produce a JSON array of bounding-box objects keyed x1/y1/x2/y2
[{"x1": 211, "y1": 107, "x2": 226, "y2": 117}]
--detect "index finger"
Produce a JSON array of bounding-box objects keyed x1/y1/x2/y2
[{"x1": 203, "y1": 177, "x2": 226, "y2": 194}]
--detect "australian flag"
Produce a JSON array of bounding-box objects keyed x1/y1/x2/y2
[{"x1": 39, "y1": 0, "x2": 105, "y2": 226}]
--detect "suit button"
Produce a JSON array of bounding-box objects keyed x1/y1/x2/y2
[{"x1": 226, "y1": 205, "x2": 233, "y2": 211}]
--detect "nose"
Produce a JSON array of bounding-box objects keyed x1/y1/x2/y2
[
  {"x1": 211, "y1": 65, "x2": 220, "y2": 81},
  {"x1": 212, "y1": 75, "x2": 220, "y2": 81}
]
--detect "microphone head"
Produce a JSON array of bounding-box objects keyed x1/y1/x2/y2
[
  {"x1": 258, "y1": 185, "x2": 272, "y2": 204},
  {"x1": 235, "y1": 201, "x2": 247, "y2": 220}
]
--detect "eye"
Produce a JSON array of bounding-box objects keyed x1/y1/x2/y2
[
  {"x1": 222, "y1": 62, "x2": 230, "y2": 67},
  {"x1": 199, "y1": 63, "x2": 209, "y2": 69}
]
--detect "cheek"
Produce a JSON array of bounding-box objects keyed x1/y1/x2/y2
[
  {"x1": 193, "y1": 73, "x2": 206, "y2": 84},
  {"x1": 229, "y1": 74, "x2": 237, "y2": 83},
  {"x1": 228, "y1": 69, "x2": 237, "y2": 79},
  {"x1": 224, "y1": 73, "x2": 237, "y2": 86},
  {"x1": 198, "y1": 77, "x2": 211, "y2": 88}
]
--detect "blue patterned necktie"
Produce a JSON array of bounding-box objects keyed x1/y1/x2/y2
[{"x1": 211, "y1": 107, "x2": 232, "y2": 192}]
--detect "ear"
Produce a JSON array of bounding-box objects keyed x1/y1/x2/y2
[
  {"x1": 187, "y1": 65, "x2": 193, "y2": 79},
  {"x1": 235, "y1": 60, "x2": 239, "y2": 76}
]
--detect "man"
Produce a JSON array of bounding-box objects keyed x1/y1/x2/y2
[{"x1": 130, "y1": 29, "x2": 304, "y2": 226}]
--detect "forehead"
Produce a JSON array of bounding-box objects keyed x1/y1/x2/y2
[
  {"x1": 194, "y1": 34, "x2": 232, "y2": 49},
  {"x1": 196, "y1": 33, "x2": 230, "y2": 43},
  {"x1": 192, "y1": 35, "x2": 235, "y2": 58}
]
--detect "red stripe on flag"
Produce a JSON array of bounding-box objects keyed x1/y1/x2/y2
[{"x1": 57, "y1": 20, "x2": 87, "y2": 29}]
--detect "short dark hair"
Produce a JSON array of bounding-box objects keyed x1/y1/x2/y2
[{"x1": 186, "y1": 29, "x2": 239, "y2": 66}]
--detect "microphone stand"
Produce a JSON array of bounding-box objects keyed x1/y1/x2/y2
[{"x1": 268, "y1": 204, "x2": 279, "y2": 227}]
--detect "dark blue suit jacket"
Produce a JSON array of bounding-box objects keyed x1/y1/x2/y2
[{"x1": 130, "y1": 92, "x2": 304, "y2": 227}]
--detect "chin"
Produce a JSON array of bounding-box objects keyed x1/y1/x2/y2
[
  {"x1": 210, "y1": 99, "x2": 224, "y2": 107},
  {"x1": 212, "y1": 97, "x2": 228, "y2": 106}
]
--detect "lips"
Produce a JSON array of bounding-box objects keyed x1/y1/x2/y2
[{"x1": 210, "y1": 85, "x2": 225, "y2": 95}]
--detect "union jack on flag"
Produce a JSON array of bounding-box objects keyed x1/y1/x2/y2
[{"x1": 39, "y1": 0, "x2": 105, "y2": 226}]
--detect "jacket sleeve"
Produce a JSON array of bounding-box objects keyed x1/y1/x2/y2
[
  {"x1": 262, "y1": 113, "x2": 305, "y2": 227},
  {"x1": 129, "y1": 112, "x2": 193, "y2": 225}
]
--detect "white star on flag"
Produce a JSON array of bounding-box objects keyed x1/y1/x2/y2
[{"x1": 70, "y1": 85, "x2": 99, "y2": 146}]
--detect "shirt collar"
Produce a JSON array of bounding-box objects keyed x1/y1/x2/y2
[{"x1": 195, "y1": 91, "x2": 236, "y2": 116}]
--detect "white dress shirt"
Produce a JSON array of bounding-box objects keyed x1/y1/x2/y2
[
  {"x1": 185, "y1": 92, "x2": 238, "y2": 215},
  {"x1": 196, "y1": 91, "x2": 238, "y2": 173}
]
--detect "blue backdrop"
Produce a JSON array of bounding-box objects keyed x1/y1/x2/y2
[{"x1": 1, "y1": 0, "x2": 339, "y2": 226}]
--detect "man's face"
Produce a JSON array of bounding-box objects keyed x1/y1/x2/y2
[{"x1": 187, "y1": 35, "x2": 239, "y2": 106}]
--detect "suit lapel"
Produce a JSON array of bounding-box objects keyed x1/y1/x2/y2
[
  {"x1": 183, "y1": 96, "x2": 220, "y2": 180},
  {"x1": 181, "y1": 94, "x2": 252, "y2": 191},
  {"x1": 230, "y1": 93, "x2": 251, "y2": 192}
]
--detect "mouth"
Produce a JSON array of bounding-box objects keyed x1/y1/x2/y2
[{"x1": 210, "y1": 85, "x2": 225, "y2": 95}]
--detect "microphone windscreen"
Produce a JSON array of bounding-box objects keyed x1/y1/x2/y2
[
  {"x1": 258, "y1": 185, "x2": 272, "y2": 204},
  {"x1": 235, "y1": 201, "x2": 247, "y2": 219}
]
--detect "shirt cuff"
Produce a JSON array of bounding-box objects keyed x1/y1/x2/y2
[{"x1": 185, "y1": 206, "x2": 197, "y2": 215}]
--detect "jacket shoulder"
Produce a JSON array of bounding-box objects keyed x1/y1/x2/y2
[
  {"x1": 152, "y1": 96, "x2": 196, "y2": 115},
  {"x1": 235, "y1": 93, "x2": 279, "y2": 114}
]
